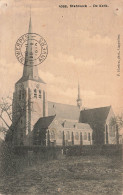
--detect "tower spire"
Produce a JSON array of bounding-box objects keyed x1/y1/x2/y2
[
  {"x1": 29, "y1": 6, "x2": 32, "y2": 33},
  {"x1": 28, "y1": 15, "x2": 32, "y2": 34},
  {"x1": 78, "y1": 81, "x2": 80, "y2": 99},
  {"x1": 77, "y1": 81, "x2": 82, "y2": 110},
  {"x1": 23, "y1": 15, "x2": 39, "y2": 80}
]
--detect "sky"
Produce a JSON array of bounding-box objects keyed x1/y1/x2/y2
[{"x1": 0, "y1": 0, "x2": 123, "y2": 131}]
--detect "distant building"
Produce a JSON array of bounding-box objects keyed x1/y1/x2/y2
[{"x1": 12, "y1": 17, "x2": 117, "y2": 146}]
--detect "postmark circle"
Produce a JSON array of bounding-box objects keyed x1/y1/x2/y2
[{"x1": 15, "y1": 33, "x2": 48, "y2": 66}]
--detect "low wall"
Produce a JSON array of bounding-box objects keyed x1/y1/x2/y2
[
  {"x1": 14, "y1": 146, "x2": 64, "y2": 162},
  {"x1": 14, "y1": 144, "x2": 122, "y2": 157},
  {"x1": 64, "y1": 144, "x2": 122, "y2": 156}
]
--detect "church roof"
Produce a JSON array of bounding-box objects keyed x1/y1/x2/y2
[
  {"x1": 77, "y1": 122, "x2": 91, "y2": 130},
  {"x1": 34, "y1": 115, "x2": 56, "y2": 129},
  {"x1": 34, "y1": 116, "x2": 92, "y2": 132},
  {"x1": 79, "y1": 106, "x2": 111, "y2": 124},
  {"x1": 48, "y1": 101, "x2": 80, "y2": 120},
  {"x1": 16, "y1": 76, "x2": 45, "y2": 84},
  {"x1": 60, "y1": 120, "x2": 92, "y2": 130}
]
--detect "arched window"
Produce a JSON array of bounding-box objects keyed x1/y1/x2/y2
[
  {"x1": 88, "y1": 132, "x2": 91, "y2": 141},
  {"x1": 39, "y1": 90, "x2": 41, "y2": 98},
  {"x1": 36, "y1": 129, "x2": 40, "y2": 136},
  {"x1": 66, "y1": 131, "x2": 70, "y2": 140},
  {"x1": 106, "y1": 124, "x2": 108, "y2": 144},
  {"x1": 50, "y1": 130, "x2": 55, "y2": 140},
  {"x1": 84, "y1": 132, "x2": 87, "y2": 140},
  {"x1": 75, "y1": 132, "x2": 79, "y2": 140},
  {"x1": 80, "y1": 132, "x2": 83, "y2": 145},
  {"x1": 109, "y1": 125, "x2": 115, "y2": 137},
  {"x1": 22, "y1": 90, "x2": 24, "y2": 99},
  {"x1": 34, "y1": 89, "x2": 37, "y2": 98},
  {"x1": 43, "y1": 90, "x2": 45, "y2": 101},
  {"x1": 19, "y1": 90, "x2": 21, "y2": 100},
  {"x1": 58, "y1": 131, "x2": 62, "y2": 139}
]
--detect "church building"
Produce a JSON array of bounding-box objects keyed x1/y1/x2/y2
[{"x1": 12, "y1": 17, "x2": 117, "y2": 147}]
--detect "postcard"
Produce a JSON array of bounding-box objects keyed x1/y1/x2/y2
[{"x1": 0, "y1": 0, "x2": 122, "y2": 194}]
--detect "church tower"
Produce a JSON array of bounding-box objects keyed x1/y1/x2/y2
[
  {"x1": 12, "y1": 17, "x2": 48, "y2": 146},
  {"x1": 77, "y1": 82, "x2": 82, "y2": 110}
]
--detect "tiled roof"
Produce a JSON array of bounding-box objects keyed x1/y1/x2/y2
[
  {"x1": 34, "y1": 116, "x2": 92, "y2": 132},
  {"x1": 77, "y1": 123, "x2": 91, "y2": 130},
  {"x1": 61, "y1": 120, "x2": 92, "y2": 130},
  {"x1": 79, "y1": 106, "x2": 111, "y2": 124},
  {"x1": 34, "y1": 115, "x2": 56, "y2": 130},
  {"x1": 16, "y1": 76, "x2": 45, "y2": 84},
  {"x1": 48, "y1": 101, "x2": 80, "y2": 120}
]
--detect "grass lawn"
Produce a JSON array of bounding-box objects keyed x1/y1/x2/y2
[{"x1": 0, "y1": 155, "x2": 122, "y2": 195}]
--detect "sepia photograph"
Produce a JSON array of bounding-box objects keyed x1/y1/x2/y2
[{"x1": 0, "y1": 0, "x2": 122, "y2": 194}]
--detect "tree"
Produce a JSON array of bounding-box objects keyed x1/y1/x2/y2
[
  {"x1": 110, "y1": 115, "x2": 123, "y2": 144},
  {"x1": 0, "y1": 94, "x2": 32, "y2": 145},
  {"x1": 0, "y1": 97, "x2": 12, "y2": 134}
]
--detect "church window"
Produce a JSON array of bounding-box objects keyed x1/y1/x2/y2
[
  {"x1": 43, "y1": 91, "x2": 45, "y2": 101},
  {"x1": 36, "y1": 129, "x2": 40, "y2": 136},
  {"x1": 58, "y1": 131, "x2": 62, "y2": 139},
  {"x1": 75, "y1": 132, "x2": 79, "y2": 140},
  {"x1": 80, "y1": 132, "x2": 83, "y2": 144},
  {"x1": 84, "y1": 132, "x2": 87, "y2": 140},
  {"x1": 20, "y1": 131, "x2": 23, "y2": 144},
  {"x1": 22, "y1": 91, "x2": 24, "y2": 99},
  {"x1": 50, "y1": 130, "x2": 55, "y2": 140},
  {"x1": 34, "y1": 89, "x2": 37, "y2": 98},
  {"x1": 39, "y1": 90, "x2": 41, "y2": 98},
  {"x1": 109, "y1": 125, "x2": 115, "y2": 137},
  {"x1": 88, "y1": 132, "x2": 91, "y2": 141},
  {"x1": 66, "y1": 131, "x2": 70, "y2": 140},
  {"x1": 19, "y1": 90, "x2": 21, "y2": 100}
]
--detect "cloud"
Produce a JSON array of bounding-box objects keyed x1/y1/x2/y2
[
  {"x1": 89, "y1": 34, "x2": 112, "y2": 45},
  {"x1": 59, "y1": 53, "x2": 101, "y2": 68},
  {"x1": 39, "y1": 69, "x2": 110, "y2": 108},
  {"x1": 0, "y1": 58, "x2": 22, "y2": 98},
  {"x1": 39, "y1": 69, "x2": 73, "y2": 91},
  {"x1": 45, "y1": 52, "x2": 102, "y2": 77},
  {"x1": 69, "y1": 29, "x2": 112, "y2": 45}
]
